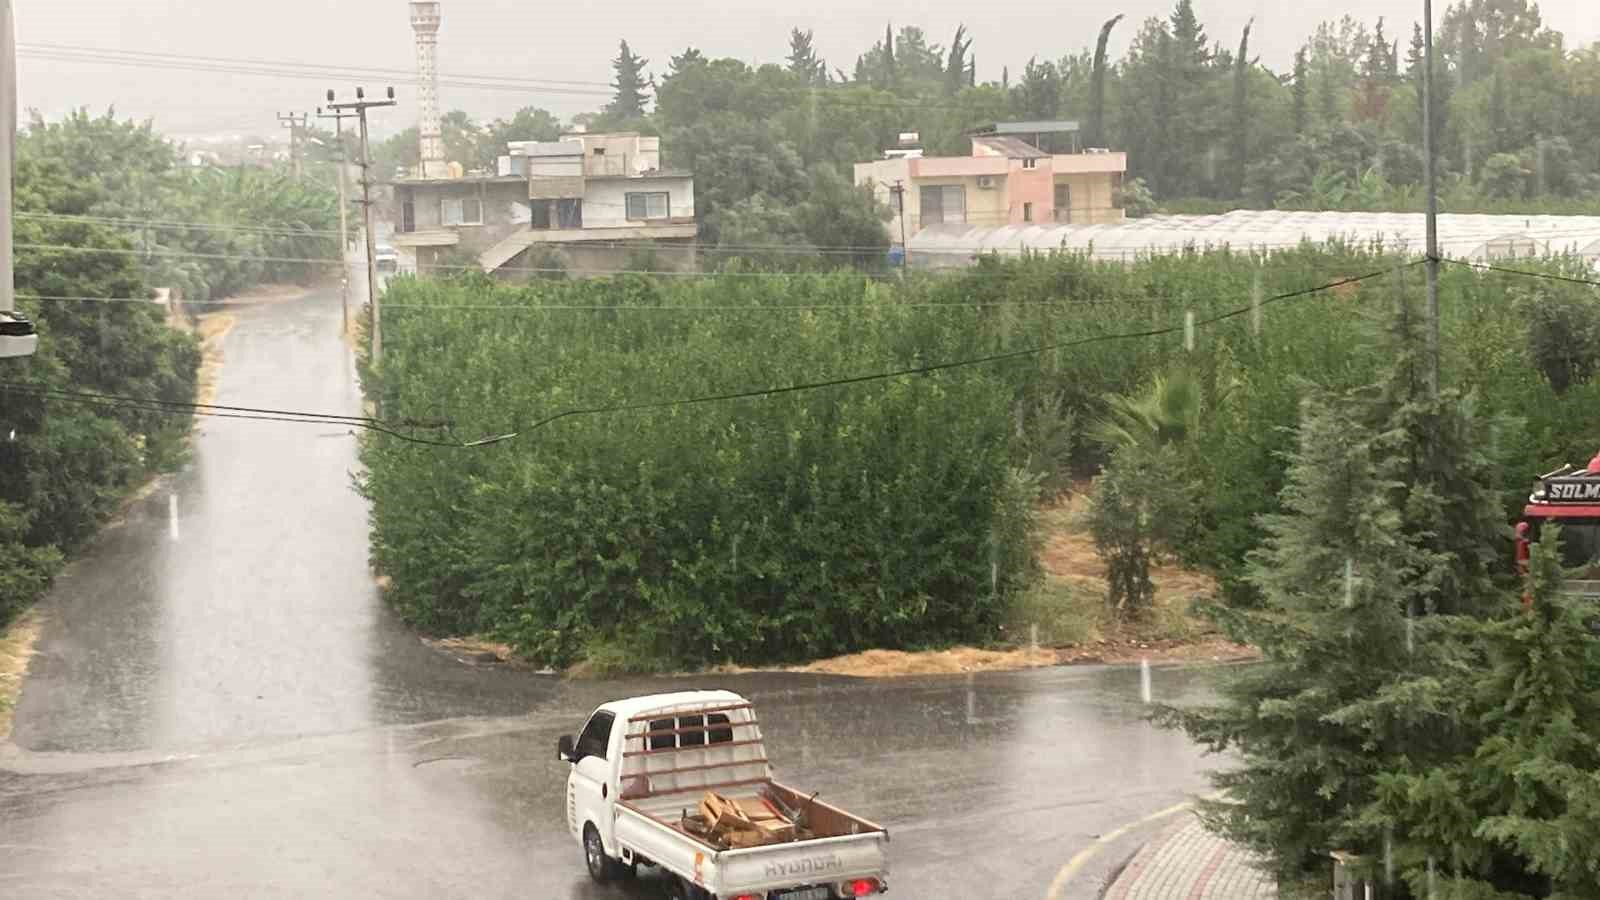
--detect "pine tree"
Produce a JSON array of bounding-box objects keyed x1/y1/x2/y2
[
  {"x1": 787, "y1": 28, "x2": 823, "y2": 85},
  {"x1": 608, "y1": 40, "x2": 650, "y2": 119},
  {"x1": 1156, "y1": 295, "x2": 1511, "y2": 886},
  {"x1": 1369, "y1": 530, "x2": 1600, "y2": 897},
  {"x1": 1088, "y1": 15, "x2": 1125, "y2": 149},
  {"x1": 1292, "y1": 47, "x2": 1309, "y2": 136}
]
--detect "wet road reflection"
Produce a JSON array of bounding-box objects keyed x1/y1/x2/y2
[{"x1": 1, "y1": 287, "x2": 1227, "y2": 898}]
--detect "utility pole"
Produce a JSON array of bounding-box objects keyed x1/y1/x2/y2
[
  {"x1": 890, "y1": 180, "x2": 909, "y2": 272},
  {"x1": 327, "y1": 87, "x2": 396, "y2": 363},
  {"x1": 0, "y1": 0, "x2": 36, "y2": 358},
  {"x1": 1422, "y1": 0, "x2": 1440, "y2": 396},
  {"x1": 277, "y1": 111, "x2": 310, "y2": 178},
  {"x1": 318, "y1": 106, "x2": 357, "y2": 335}
]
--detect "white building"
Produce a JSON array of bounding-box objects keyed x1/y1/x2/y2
[{"x1": 391, "y1": 131, "x2": 698, "y2": 277}]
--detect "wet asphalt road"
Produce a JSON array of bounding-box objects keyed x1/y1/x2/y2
[{"x1": 0, "y1": 286, "x2": 1224, "y2": 898}]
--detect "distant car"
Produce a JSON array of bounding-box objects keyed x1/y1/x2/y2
[{"x1": 374, "y1": 244, "x2": 399, "y2": 274}]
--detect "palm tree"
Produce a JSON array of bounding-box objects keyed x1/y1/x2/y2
[{"x1": 1090, "y1": 369, "x2": 1204, "y2": 451}]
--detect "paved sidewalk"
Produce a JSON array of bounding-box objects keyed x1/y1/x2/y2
[{"x1": 1103, "y1": 816, "x2": 1276, "y2": 899}]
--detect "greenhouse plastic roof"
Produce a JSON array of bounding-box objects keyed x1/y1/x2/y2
[{"x1": 906, "y1": 210, "x2": 1600, "y2": 267}]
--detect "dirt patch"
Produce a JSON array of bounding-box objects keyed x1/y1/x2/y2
[
  {"x1": 422, "y1": 635, "x2": 537, "y2": 670},
  {"x1": 194, "y1": 313, "x2": 237, "y2": 408},
  {"x1": 1038, "y1": 491, "x2": 1217, "y2": 603},
  {"x1": 0, "y1": 610, "x2": 42, "y2": 740},
  {"x1": 788, "y1": 647, "x2": 1060, "y2": 677}
]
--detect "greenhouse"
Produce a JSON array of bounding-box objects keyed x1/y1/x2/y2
[{"x1": 905, "y1": 210, "x2": 1600, "y2": 268}]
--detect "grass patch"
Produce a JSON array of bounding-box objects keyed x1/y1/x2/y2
[{"x1": 1003, "y1": 577, "x2": 1099, "y2": 647}]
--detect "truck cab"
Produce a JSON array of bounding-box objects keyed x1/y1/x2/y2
[
  {"x1": 1518, "y1": 450, "x2": 1600, "y2": 600},
  {"x1": 557, "y1": 690, "x2": 889, "y2": 900}
]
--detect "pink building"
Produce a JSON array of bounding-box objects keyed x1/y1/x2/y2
[{"x1": 854, "y1": 122, "x2": 1129, "y2": 247}]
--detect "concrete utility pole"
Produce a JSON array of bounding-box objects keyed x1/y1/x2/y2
[
  {"x1": 0, "y1": 0, "x2": 37, "y2": 358},
  {"x1": 1422, "y1": 0, "x2": 1441, "y2": 396},
  {"x1": 317, "y1": 106, "x2": 357, "y2": 335},
  {"x1": 277, "y1": 111, "x2": 310, "y2": 178},
  {"x1": 327, "y1": 87, "x2": 396, "y2": 363}
]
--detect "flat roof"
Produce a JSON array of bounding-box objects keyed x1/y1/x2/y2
[
  {"x1": 972, "y1": 135, "x2": 1050, "y2": 159},
  {"x1": 391, "y1": 174, "x2": 527, "y2": 187},
  {"x1": 977, "y1": 120, "x2": 1081, "y2": 135}
]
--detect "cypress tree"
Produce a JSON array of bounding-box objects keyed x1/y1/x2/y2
[
  {"x1": 1088, "y1": 15, "x2": 1125, "y2": 149},
  {"x1": 1291, "y1": 47, "x2": 1309, "y2": 136}
]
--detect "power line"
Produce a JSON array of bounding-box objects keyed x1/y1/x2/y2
[
  {"x1": 18, "y1": 41, "x2": 615, "y2": 89},
  {"x1": 6, "y1": 264, "x2": 1413, "y2": 449},
  {"x1": 444, "y1": 263, "x2": 1421, "y2": 448},
  {"x1": 1441, "y1": 258, "x2": 1600, "y2": 289},
  {"x1": 17, "y1": 211, "x2": 348, "y2": 240},
  {"x1": 0, "y1": 382, "x2": 461, "y2": 445},
  {"x1": 19, "y1": 42, "x2": 1082, "y2": 115}
]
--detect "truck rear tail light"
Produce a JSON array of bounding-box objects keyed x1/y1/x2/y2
[
  {"x1": 839, "y1": 878, "x2": 882, "y2": 896},
  {"x1": 729, "y1": 895, "x2": 759, "y2": 900}
]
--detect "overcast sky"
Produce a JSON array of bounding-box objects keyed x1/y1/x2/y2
[{"x1": 14, "y1": 0, "x2": 1600, "y2": 140}]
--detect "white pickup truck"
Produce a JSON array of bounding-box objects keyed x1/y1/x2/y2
[{"x1": 557, "y1": 690, "x2": 890, "y2": 900}]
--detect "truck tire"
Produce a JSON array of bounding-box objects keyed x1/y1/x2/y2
[{"x1": 582, "y1": 823, "x2": 627, "y2": 882}]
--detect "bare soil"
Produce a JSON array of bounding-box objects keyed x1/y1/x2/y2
[
  {"x1": 0, "y1": 610, "x2": 42, "y2": 740},
  {"x1": 194, "y1": 313, "x2": 238, "y2": 408}
]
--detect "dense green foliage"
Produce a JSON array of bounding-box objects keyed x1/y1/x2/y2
[
  {"x1": 1, "y1": 148, "x2": 201, "y2": 625},
  {"x1": 361, "y1": 245, "x2": 1600, "y2": 669},
  {"x1": 360, "y1": 274, "x2": 1036, "y2": 667},
  {"x1": 19, "y1": 109, "x2": 340, "y2": 299}
]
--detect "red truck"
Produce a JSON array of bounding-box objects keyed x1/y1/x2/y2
[{"x1": 1516, "y1": 449, "x2": 1600, "y2": 598}]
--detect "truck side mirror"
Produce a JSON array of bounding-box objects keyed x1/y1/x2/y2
[{"x1": 558, "y1": 735, "x2": 578, "y2": 763}]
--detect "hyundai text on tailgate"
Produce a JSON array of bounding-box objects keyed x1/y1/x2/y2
[{"x1": 557, "y1": 690, "x2": 890, "y2": 900}]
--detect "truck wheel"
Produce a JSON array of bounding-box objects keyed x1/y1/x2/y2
[{"x1": 582, "y1": 823, "x2": 626, "y2": 882}]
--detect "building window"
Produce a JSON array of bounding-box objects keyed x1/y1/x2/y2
[
  {"x1": 441, "y1": 194, "x2": 483, "y2": 226},
  {"x1": 1054, "y1": 183, "x2": 1073, "y2": 224},
  {"x1": 1022, "y1": 157, "x2": 1038, "y2": 169},
  {"x1": 401, "y1": 199, "x2": 416, "y2": 233},
  {"x1": 919, "y1": 184, "x2": 966, "y2": 228},
  {"x1": 1023, "y1": 202, "x2": 1034, "y2": 223},
  {"x1": 625, "y1": 191, "x2": 670, "y2": 221}
]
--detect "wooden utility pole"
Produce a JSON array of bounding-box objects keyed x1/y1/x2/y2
[
  {"x1": 890, "y1": 180, "x2": 909, "y2": 271},
  {"x1": 317, "y1": 106, "x2": 358, "y2": 335},
  {"x1": 327, "y1": 87, "x2": 396, "y2": 363},
  {"x1": 1422, "y1": 0, "x2": 1440, "y2": 396},
  {"x1": 277, "y1": 111, "x2": 310, "y2": 178}
]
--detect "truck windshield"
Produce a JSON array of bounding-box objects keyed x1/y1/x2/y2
[{"x1": 1532, "y1": 522, "x2": 1600, "y2": 575}]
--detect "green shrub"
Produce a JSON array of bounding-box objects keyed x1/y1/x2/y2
[{"x1": 361, "y1": 247, "x2": 1600, "y2": 666}]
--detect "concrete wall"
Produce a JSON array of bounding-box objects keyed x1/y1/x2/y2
[
  {"x1": 582, "y1": 176, "x2": 695, "y2": 229},
  {"x1": 398, "y1": 180, "x2": 528, "y2": 254},
  {"x1": 498, "y1": 241, "x2": 699, "y2": 279},
  {"x1": 1053, "y1": 172, "x2": 1125, "y2": 225},
  {"x1": 1007, "y1": 163, "x2": 1055, "y2": 224}
]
